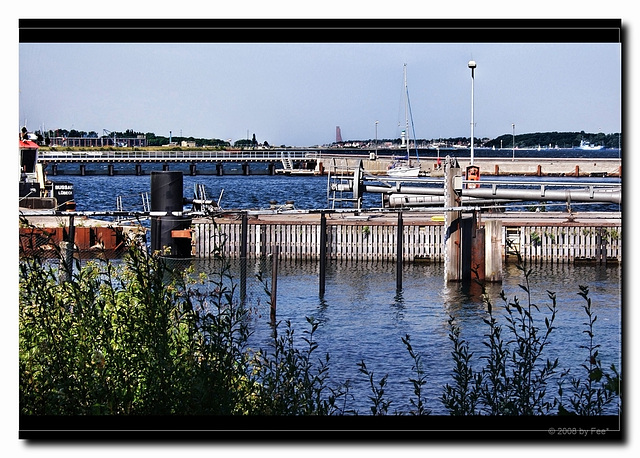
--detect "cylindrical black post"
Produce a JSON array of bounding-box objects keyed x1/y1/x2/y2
[
  {"x1": 270, "y1": 246, "x2": 279, "y2": 325},
  {"x1": 135, "y1": 163, "x2": 142, "y2": 176},
  {"x1": 240, "y1": 212, "x2": 248, "y2": 302},
  {"x1": 150, "y1": 171, "x2": 191, "y2": 258},
  {"x1": 151, "y1": 171, "x2": 183, "y2": 213},
  {"x1": 396, "y1": 211, "x2": 403, "y2": 290},
  {"x1": 108, "y1": 164, "x2": 114, "y2": 176},
  {"x1": 319, "y1": 211, "x2": 327, "y2": 296}
]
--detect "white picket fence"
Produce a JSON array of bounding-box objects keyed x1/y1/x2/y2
[{"x1": 192, "y1": 219, "x2": 621, "y2": 264}]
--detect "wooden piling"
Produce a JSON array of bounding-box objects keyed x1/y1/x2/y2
[
  {"x1": 461, "y1": 216, "x2": 473, "y2": 283},
  {"x1": 270, "y1": 246, "x2": 279, "y2": 325},
  {"x1": 471, "y1": 214, "x2": 485, "y2": 282},
  {"x1": 240, "y1": 212, "x2": 248, "y2": 302},
  {"x1": 396, "y1": 211, "x2": 403, "y2": 290},
  {"x1": 484, "y1": 219, "x2": 502, "y2": 282},
  {"x1": 319, "y1": 211, "x2": 327, "y2": 296}
]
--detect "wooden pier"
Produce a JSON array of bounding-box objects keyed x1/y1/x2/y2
[{"x1": 191, "y1": 210, "x2": 622, "y2": 265}]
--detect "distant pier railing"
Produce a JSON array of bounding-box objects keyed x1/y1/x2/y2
[{"x1": 38, "y1": 149, "x2": 322, "y2": 163}]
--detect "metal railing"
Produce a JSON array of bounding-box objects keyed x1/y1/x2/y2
[{"x1": 38, "y1": 149, "x2": 323, "y2": 163}]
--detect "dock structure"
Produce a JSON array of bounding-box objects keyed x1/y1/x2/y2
[
  {"x1": 37, "y1": 149, "x2": 621, "y2": 177},
  {"x1": 191, "y1": 210, "x2": 621, "y2": 266}
]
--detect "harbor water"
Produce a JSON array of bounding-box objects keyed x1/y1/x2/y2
[{"x1": 51, "y1": 170, "x2": 622, "y2": 415}]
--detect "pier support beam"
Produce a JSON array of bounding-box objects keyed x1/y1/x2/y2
[
  {"x1": 108, "y1": 164, "x2": 114, "y2": 176},
  {"x1": 189, "y1": 163, "x2": 197, "y2": 176},
  {"x1": 240, "y1": 212, "x2": 248, "y2": 302},
  {"x1": 396, "y1": 211, "x2": 403, "y2": 290},
  {"x1": 242, "y1": 162, "x2": 249, "y2": 175},
  {"x1": 270, "y1": 246, "x2": 279, "y2": 326},
  {"x1": 135, "y1": 164, "x2": 142, "y2": 176},
  {"x1": 80, "y1": 164, "x2": 86, "y2": 176},
  {"x1": 60, "y1": 215, "x2": 75, "y2": 282},
  {"x1": 444, "y1": 157, "x2": 462, "y2": 282},
  {"x1": 319, "y1": 211, "x2": 327, "y2": 297},
  {"x1": 216, "y1": 163, "x2": 223, "y2": 176},
  {"x1": 484, "y1": 219, "x2": 503, "y2": 282}
]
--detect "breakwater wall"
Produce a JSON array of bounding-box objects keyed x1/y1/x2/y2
[{"x1": 191, "y1": 211, "x2": 621, "y2": 265}]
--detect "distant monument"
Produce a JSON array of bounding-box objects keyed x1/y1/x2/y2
[{"x1": 336, "y1": 126, "x2": 343, "y2": 143}]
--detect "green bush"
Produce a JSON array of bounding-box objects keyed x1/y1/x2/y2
[{"x1": 19, "y1": 235, "x2": 621, "y2": 417}]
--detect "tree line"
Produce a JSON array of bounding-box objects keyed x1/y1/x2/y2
[{"x1": 34, "y1": 127, "x2": 620, "y2": 149}]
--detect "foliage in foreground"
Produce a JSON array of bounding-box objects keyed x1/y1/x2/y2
[
  {"x1": 441, "y1": 266, "x2": 621, "y2": 416},
  {"x1": 19, "y1": 237, "x2": 620, "y2": 416}
]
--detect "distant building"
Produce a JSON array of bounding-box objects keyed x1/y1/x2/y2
[{"x1": 49, "y1": 135, "x2": 147, "y2": 148}]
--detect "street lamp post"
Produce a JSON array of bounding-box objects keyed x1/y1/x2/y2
[
  {"x1": 468, "y1": 60, "x2": 476, "y2": 166},
  {"x1": 512, "y1": 123, "x2": 516, "y2": 161},
  {"x1": 375, "y1": 120, "x2": 379, "y2": 159}
]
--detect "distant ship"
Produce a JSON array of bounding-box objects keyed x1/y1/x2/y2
[{"x1": 577, "y1": 139, "x2": 604, "y2": 151}]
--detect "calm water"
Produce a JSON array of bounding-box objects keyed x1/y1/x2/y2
[
  {"x1": 52, "y1": 172, "x2": 622, "y2": 415},
  {"x1": 194, "y1": 257, "x2": 621, "y2": 415}
]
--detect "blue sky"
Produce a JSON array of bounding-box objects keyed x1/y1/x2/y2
[{"x1": 19, "y1": 39, "x2": 620, "y2": 147}]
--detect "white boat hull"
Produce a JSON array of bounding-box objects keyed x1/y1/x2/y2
[{"x1": 386, "y1": 165, "x2": 421, "y2": 178}]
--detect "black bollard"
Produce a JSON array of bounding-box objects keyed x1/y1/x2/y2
[{"x1": 150, "y1": 171, "x2": 192, "y2": 258}]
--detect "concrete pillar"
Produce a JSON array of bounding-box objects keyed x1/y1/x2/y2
[
  {"x1": 484, "y1": 219, "x2": 503, "y2": 282},
  {"x1": 444, "y1": 156, "x2": 462, "y2": 282}
]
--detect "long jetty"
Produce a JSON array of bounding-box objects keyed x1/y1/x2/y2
[{"x1": 38, "y1": 149, "x2": 622, "y2": 177}]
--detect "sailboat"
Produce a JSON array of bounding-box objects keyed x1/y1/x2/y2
[{"x1": 387, "y1": 64, "x2": 421, "y2": 178}]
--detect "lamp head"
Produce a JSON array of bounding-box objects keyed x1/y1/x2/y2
[{"x1": 468, "y1": 60, "x2": 477, "y2": 69}]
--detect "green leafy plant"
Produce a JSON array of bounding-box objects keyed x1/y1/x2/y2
[{"x1": 556, "y1": 285, "x2": 621, "y2": 416}]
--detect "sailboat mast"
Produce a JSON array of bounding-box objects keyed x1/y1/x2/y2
[{"x1": 404, "y1": 63, "x2": 410, "y2": 158}]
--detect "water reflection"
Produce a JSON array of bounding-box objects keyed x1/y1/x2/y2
[{"x1": 185, "y1": 256, "x2": 620, "y2": 415}]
